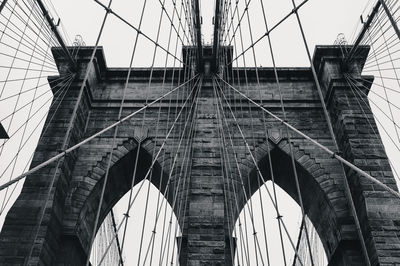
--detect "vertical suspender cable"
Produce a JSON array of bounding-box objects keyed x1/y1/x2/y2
[
  {"x1": 86, "y1": 0, "x2": 153, "y2": 262},
  {"x1": 24, "y1": 0, "x2": 114, "y2": 264},
  {"x1": 110, "y1": 209, "x2": 124, "y2": 266},
  {"x1": 290, "y1": 0, "x2": 371, "y2": 264},
  {"x1": 214, "y1": 78, "x2": 305, "y2": 266}
]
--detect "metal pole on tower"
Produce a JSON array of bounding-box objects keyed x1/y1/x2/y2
[
  {"x1": 379, "y1": 0, "x2": 400, "y2": 41},
  {"x1": 0, "y1": 0, "x2": 8, "y2": 14}
]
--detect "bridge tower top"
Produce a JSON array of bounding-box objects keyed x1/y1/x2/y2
[{"x1": 183, "y1": 45, "x2": 233, "y2": 74}]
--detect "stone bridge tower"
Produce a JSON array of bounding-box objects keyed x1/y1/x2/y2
[{"x1": 1, "y1": 45, "x2": 400, "y2": 266}]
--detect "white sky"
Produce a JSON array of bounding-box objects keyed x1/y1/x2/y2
[{"x1": 1, "y1": 0, "x2": 400, "y2": 265}]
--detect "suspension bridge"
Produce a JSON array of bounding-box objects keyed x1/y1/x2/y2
[{"x1": 1, "y1": 0, "x2": 400, "y2": 265}]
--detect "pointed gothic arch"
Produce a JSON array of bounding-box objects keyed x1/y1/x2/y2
[
  {"x1": 56, "y1": 136, "x2": 182, "y2": 264},
  {"x1": 232, "y1": 137, "x2": 363, "y2": 263},
  {"x1": 2, "y1": 45, "x2": 400, "y2": 265}
]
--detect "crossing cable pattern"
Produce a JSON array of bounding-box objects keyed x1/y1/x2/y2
[
  {"x1": 215, "y1": 0, "x2": 326, "y2": 263},
  {"x1": 292, "y1": 217, "x2": 325, "y2": 266},
  {"x1": 109, "y1": 2, "x2": 195, "y2": 265},
  {"x1": 295, "y1": 0, "x2": 400, "y2": 260},
  {"x1": 214, "y1": 0, "x2": 400, "y2": 264},
  {"x1": 2, "y1": 0, "x2": 400, "y2": 265},
  {"x1": 72, "y1": 0, "x2": 197, "y2": 264},
  {"x1": 346, "y1": 0, "x2": 400, "y2": 183},
  {"x1": 93, "y1": 77, "x2": 201, "y2": 266},
  {"x1": 0, "y1": 0, "x2": 77, "y2": 240},
  {"x1": 213, "y1": 77, "x2": 307, "y2": 265},
  {"x1": 0, "y1": 0, "x2": 198, "y2": 264}
]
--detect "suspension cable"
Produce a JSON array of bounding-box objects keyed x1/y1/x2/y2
[
  {"x1": 96, "y1": 76, "x2": 200, "y2": 266},
  {"x1": 217, "y1": 76, "x2": 400, "y2": 200},
  {"x1": 214, "y1": 77, "x2": 306, "y2": 266}
]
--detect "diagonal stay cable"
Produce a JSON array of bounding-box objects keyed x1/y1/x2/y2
[
  {"x1": 346, "y1": 73, "x2": 400, "y2": 124},
  {"x1": 156, "y1": 46, "x2": 193, "y2": 266},
  {"x1": 229, "y1": 3, "x2": 267, "y2": 263},
  {"x1": 86, "y1": 0, "x2": 156, "y2": 260},
  {"x1": 367, "y1": 22, "x2": 400, "y2": 143},
  {"x1": 224, "y1": 0, "x2": 253, "y2": 46},
  {"x1": 0, "y1": 25, "x2": 56, "y2": 64},
  {"x1": 0, "y1": 11, "x2": 57, "y2": 62},
  {"x1": 0, "y1": 15, "x2": 64, "y2": 202},
  {"x1": 1, "y1": 4, "x2": 115, "y2": 239},
  {"x1": 0, "y1": 74, "x2": 60, "y2": 85},
  {"x1": 345, "y1": 74, "x2": 400, "y2": 155},
  {"x1": 213, "y1": 79, "x2": 240, "y2": 265},
  {"x1": 214, "y1": 79, "x2": 268, "y2": 266},
  {"x1": 160, "y1": 72, "x2": 198, "y2": 266},
  {"x1": 143, "y1": 68, "x2": 196, "y2": 265},
  {"x1": 0, "y1": 0, "x2": 37, "y2": 157},
  {"x1": 92, "y1": 0, "x2": 190, "y2": 69},
  {"x1": 141, "y1": 79, "x2": 199, "y2": 265},
  {"x1": 214, "y1": 76, "x2": 306, "y2": 266},
  {"x1": 157, "y1": 0, "x2": 192, "y2": 45},
  {"x1": 0, "y1": 73, "x2": 73, "y2": 127},
  {"x1": 345, "y1": 74, "x2": 400, "y2": 181},
  {"x1": 351, "y1": 74, "x2": 400, "y2": 94},
  {"x1": 157, "y1": 52, "x2": 195, "y2": 266},
  {"x1": 130, "y1": 0, "x2": 178, "y2": 261},
  {"x1": 346, "y1": 75, "x2": 400, "y2": 134},
  {"x1": 240, "y1": 0, "x2": 288, "y2": 260},
  {"x1": 0, "y1": 75, "x2": 74, "y2": 191},
  {"x1": 123, "y1": 6, "x2": 191, "y2": 264},
  {"x1": 143, "y1": 8, "x2": 193, "y2": 264},
  {"x1": 226, "y1": 0, "x2": 309, "y2": 65},
  {"x1": 0, "y1": 2, "x2": 60, "y2": 57},
  {"x1": 95, "y1": 76, "x2": 200, "y2": 266},
  {"x1": 0, "y1": 51, "x2": 56, "y2": 70},
  {"x1": 216, "y1": 75, "x2": 400, "y2": 199},
  {"x1": 0, "y1": 74, "x2": 198, "y2": 192},
  {"x1": 218, "y1": 44, "x2": 252, "y2": 266},
  {"x1": 142, "y1": 73, "x2": 199, "y2": 265},
  {"x1": 0, "y1": 75, "x2": 74, "y2": 214},
  {"x1": 0, "y1": 75, "x2": 68, "y2": 104}
]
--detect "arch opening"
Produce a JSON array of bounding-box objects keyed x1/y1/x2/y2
[
  {"x1": 231, "y1": 141, "x2": 346, "y2": 264},
  {"x1": 90, "y1": 179, "x2": 182, "y2": 265},
  {"x1": 233, "y1": 181, "x2": 328, "y2": 265},
  {"x1": 68, "y1": 140, "x2": 184, "y2": 265}
]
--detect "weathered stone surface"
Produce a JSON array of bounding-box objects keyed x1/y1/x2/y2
[{"x1": 0, "y1": 45, "x2": 399, "y2": 266}]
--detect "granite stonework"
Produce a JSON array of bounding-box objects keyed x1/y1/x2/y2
[{"x1": 0, "y1": 45, "x2": 399, "y2": 265}]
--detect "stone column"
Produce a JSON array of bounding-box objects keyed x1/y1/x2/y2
[
  {"x1": 179, "y1": 77, "x2": 235, "y2": 266},
  {"x1": 0, "y1": 47, "x2": 102, "y2": 265},
  {"x1": 314, "y1": 45, "x2": 400, "y2": 265}
]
